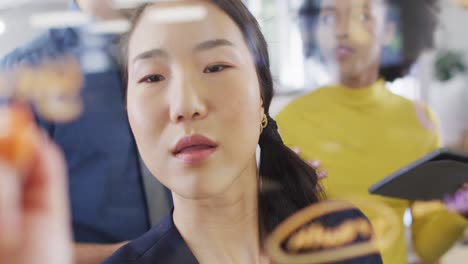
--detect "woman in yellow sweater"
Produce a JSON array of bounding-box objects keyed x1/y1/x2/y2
[{"x1": 276, "y1": 0, "x2": 468, "y2": 263}]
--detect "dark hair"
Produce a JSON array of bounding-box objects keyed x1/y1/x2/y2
[
  {"x1": 121, "y1": 0, "x2": 323, "y2": 243},
  {"x1": 298, "y1": 0, "x2": 440, "y2": 81}
]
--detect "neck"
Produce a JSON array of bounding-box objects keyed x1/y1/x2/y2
[
  {"x1": 172, "y1": 159, "x2": 267, "y2": 264},
  {"x1": 339, "y1": 65, "x2": 380, "y2": 89}
]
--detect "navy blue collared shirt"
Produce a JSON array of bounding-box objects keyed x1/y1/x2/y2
[
  {"x1": 102, "y1": 213, "x2": 198, "y2": 264},
  {"x1": 103, "y1": 209, "x2": 383, "y2": 264}
]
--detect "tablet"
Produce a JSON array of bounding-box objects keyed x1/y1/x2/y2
[{"x1": 369, "y1": 148, "x2": 468, "y2": 201}]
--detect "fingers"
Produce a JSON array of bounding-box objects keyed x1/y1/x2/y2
[
  {"x1": 316, "y1": 169, "x2": 328, "y2": 180},
  {"x1": 444, "y1": 187, "x2": 468, "y2": 216},
  {"x1": 307, "y1": 160, "x2": 327, "y2": 179},
  {"x1": 291, "y1": 147, "x2": 300, "y2": 155},
  {"x1": 0, "y1": 106, "x2": 72, "y2": 264},
  {"x1": 309, "y1": 159, "x2": 321, "y2": 168},
  {"x1": 316, "y1": 183, "x2": 325, "y2": 192},
  {"x1": 290, "y1": 147, "x2": 328, "y2": 180},
  {"x1": 23, "y1": 133, "x2": 69, "y2": 226},
  {"x1": 0, "y1": 162, "x2": 20, "y2": 249},
  {"x1": 20, "y1": 135, "x2": 72, "y2": 264}
]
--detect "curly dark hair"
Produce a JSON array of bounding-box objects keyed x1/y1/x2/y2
[{"x1": 298, "y1": 0, "x2": 440, "y2": 81}]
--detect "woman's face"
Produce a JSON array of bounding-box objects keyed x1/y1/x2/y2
[
  {"x1": 127, "y1": 1, "x2": 264, "y2": 199},
  {"x1": 316, "y1": 0, "x2": 389, "y2": 81}
]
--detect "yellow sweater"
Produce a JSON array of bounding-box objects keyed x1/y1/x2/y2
[{"x1": 276, "y1": 80, "x2": 468, "y2": 263}]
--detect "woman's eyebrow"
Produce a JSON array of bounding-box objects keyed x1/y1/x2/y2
[
  {"x1": 132, "y1": 39, "x2": 235, "y2": 64},
  {"x1": 193, "y1": 39, "x2": 235, "y2": 53},
  {"x1": 133, "y1": 49, "x2": 169, "y2": 64}
]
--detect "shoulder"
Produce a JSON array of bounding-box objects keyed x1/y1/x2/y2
[
  {"x1": 276, "y1": 87, "x2": 332, "y2": 122},
  {"x1": 0, "y1": 28, "x2": 79, "y2": 70},
  {"x1": 384, "y1": 88, "x2": 438, "y2": 131},
  {"x1": 287, "y1": 87, "x2": 333, "y2": 110},
  {"x1": 102, "y1": 214, "x2": 197, "y2": 264}
]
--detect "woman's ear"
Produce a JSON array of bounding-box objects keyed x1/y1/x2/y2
[
  {"x1": 259, "y1": 96, "x2": 265, "y2": 119},
  {"x1": 259, "y1": 107, "x2": 265, "y2": 124},
  {"x1": 258, "y1": 96, "x2": 265, "y2": 132}
]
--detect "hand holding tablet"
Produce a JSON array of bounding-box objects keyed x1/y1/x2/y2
[{"x1": 369, "y1": 148, "x2": 468, "y2": 201}]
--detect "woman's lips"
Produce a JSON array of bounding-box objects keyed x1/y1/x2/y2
[
  {"x1": 173, "y1": 134, "x2": 217, "y2": 164},
  {"x1": 335, "y1": 45, "x2": 355, "y2": 60}
]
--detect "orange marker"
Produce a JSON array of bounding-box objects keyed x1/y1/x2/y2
[{"x1": 0, "y1": 104, "x2": 40, "y2": 172}]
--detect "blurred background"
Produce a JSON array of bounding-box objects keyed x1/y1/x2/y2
[
  {"x1": 1, "y1": 0, "x2": 468, "y2": 149},
  {"x1": 1, "y1": 0, "x2": 467, "y2": 263}
]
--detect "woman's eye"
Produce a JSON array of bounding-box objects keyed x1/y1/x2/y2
[
  {"x1": 204, "y1": 64, "x2": 230, "y2": 73},
  {"x1": 320, "y1": 14, "x2": 336, "y2": 25},
  {"x1": 139, "y1": 74, "x2": 165, "y2": 83}
]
